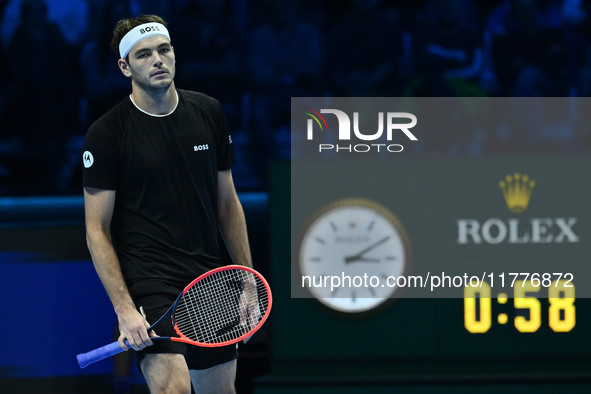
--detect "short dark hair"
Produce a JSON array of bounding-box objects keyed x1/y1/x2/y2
[{"x1": 110, "y1": 14, "x2": 168, "y2": 57}]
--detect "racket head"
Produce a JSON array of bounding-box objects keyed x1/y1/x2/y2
[{"x1": 171, "y1": 265, "x2": 272, "y2": 347}]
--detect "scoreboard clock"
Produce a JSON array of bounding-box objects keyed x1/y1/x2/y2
[{"x1": 297, "y1": 198, "x2": 411, "y2": 314}]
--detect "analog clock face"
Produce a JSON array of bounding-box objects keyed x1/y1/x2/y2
[{"x1": 298, "y1": 198, "x2": 411, "y2": 314}]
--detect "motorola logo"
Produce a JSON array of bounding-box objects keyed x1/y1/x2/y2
[{"x1": 83, "y1": 151, "x2": 94, "y2": 168}]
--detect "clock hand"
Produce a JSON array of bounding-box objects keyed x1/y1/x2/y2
[
  {"x1": 353, "y1": 257, "x2": 381, "y2": 263},
  {"x1": 344, "y1": 236, "x2": 390, "y2": 264}
]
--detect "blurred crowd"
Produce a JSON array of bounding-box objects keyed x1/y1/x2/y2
[{"x1": 0, "y1": 0, "x2": 591, "y2": 195}]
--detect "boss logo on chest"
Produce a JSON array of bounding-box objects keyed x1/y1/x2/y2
[{"x1": 193, "y1": 144, "x2": 209, "y2": 151}]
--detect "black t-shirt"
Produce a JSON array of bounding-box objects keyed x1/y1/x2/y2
[{"x1": 82, "y1": 89, "x2": 235, "y2": 287}]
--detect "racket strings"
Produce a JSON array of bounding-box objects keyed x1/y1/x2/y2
[{"x1": 174, "y1": 268, "x2": 269, "y2": 344}]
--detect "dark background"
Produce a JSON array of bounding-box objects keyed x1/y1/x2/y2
[{"x1": 2, "y1": 0, "x2": 591, "y2": 195}]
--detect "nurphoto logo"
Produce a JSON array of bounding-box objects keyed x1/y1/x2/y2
[{"x1": 304, "y1": 107, "x2": 418, "y2": 154}]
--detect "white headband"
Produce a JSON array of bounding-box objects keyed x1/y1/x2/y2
[{"x1": 119, "y1": 22, "x2": 170, "y2": 58}]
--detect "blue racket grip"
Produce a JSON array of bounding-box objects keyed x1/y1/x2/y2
[{"x1": 77, "y1": 340, "x2": 128, "y2": 368}]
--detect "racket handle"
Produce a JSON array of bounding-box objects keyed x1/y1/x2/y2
[{"x1": 77, "y1": 340, "x2": 127, "y2": 368}]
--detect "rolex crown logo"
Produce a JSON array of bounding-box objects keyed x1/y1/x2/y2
[{"x1": 499, "y1": 172, "x2": 535, "y2": 213}]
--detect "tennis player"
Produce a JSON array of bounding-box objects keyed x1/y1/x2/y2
[{"x1": 81, "y1": 15, "x2": 252, "y2": 394}]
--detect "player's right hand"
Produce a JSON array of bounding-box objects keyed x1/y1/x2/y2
[{"x1": 116, "y1": 308, "x2": 154, "y2": 351}]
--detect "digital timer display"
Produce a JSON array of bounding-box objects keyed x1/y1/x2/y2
[{"x1": 464, "y1": 280, "x2": 576, "y2": 333}]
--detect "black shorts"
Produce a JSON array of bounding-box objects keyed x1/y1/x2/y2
[{"x1": 128, "y1": 280, "x2": 239, "y2": 371}]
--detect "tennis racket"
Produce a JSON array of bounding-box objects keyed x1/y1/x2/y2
[{"x1": 77, "y1": 265, "x2": 272, "y2": 368}]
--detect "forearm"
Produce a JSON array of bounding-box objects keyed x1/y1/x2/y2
[
  {"x1": 86, "y1": 230, "x2": 136, "y2": 316},
  {"x1": 86, "y1": 230, "x2": 154, "y2": 350},
  {"x1": 218, "y1": 195, "x2": 253, "y2": 268}
]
